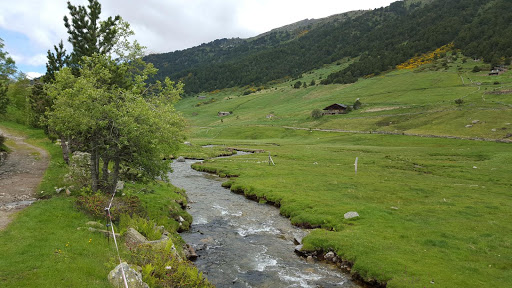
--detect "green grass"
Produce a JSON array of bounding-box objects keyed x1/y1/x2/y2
[
  {"x1": 191, "y1": 129, "x2": 512, "y2": 287},
  {"x1": 0, "y1": 121, "x2": 212, "y2": 287},
  {"x1": 174, "y1": 57, "x2": 512, "y2": 287},
  {"x1": 0, "y1": 198, "x2": 117, "y2": 287},
  {"x1": 0, "y1": 121, "x2": 117, "y2": 287}
]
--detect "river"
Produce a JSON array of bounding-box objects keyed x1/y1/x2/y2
[{"x1": 169, "y1": 155, "x2": 359, "y2": 288}]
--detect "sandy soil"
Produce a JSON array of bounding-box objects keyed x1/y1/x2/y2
[{"x1": 0, "y1": 128, "x2": 49, "y2": 230}]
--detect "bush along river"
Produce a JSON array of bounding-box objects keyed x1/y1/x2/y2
[{"x1": 169, "y1": 154, "x2": 359, "y2": 288}]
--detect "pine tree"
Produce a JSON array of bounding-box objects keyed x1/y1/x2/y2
[
  {"x1": 44, "y1": 40, "x2": 70, "y2": 83},
  {"x1": 63, "y1": 0, "x2": 121, "y2": 72}
]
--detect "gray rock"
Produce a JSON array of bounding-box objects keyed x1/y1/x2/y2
[
  {"x1": 108, "y1": 262, "x2": 149, "y2": 288},
  {"x1": 176, "y1": 156, "x2": 186, "y2": 162},
  {"x1": 125, "y1": 228, "x2": 148, "y2": 248},
  {"x1": 306, "y1": 256, "x2": 315, "y2": 263},
  {"x1": 293, "y1": 235, "x2": 303, "y2": 245},
  {"x1": 86, "y1": 221, "x2": 104, "y2": 229},
  {"x1": 324, "y1": 251, "x2": 336, "y2": 262},
  {"x1": 472, "y1": 120, "x2": 480, "y2": 124},
  {"x1": 116, "y1": 181, "x2": 125, "y2": 191},
  {"x1": 344, "y1": 211, "x2": 359, "y2": 219},
  {"x1": 184, "y1": 141, "x2": 192, "y2": 146},
  {"x1": 294, "y1": 244, "x2": 305, "y2": 256},
  {"x1": 465, "y1": 125, "x2": 473, "y2": 128},
  {"x1": 184, "y1": 244, "x2": 198, "y2": 261}
]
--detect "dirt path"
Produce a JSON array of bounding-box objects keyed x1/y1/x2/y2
[{"x1": 0, "y1": 128, "x2": 49, "y2": 230}]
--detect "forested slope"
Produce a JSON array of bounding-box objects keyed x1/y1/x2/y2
[{"x1": 145, "y1": 0, "x2": 512, "y2": 94}]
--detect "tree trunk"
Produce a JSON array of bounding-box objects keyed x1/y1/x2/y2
[
  {"x1": 102, "y1": 156, "x2": 110, "y2": 191},
  {"x1": 111, "y1": 157, "x2": 121, "y2": 194},
  {"x1": 58, "y1": 134, "x2": 70, "y2": 165},
  {"x1": 90, "y1": 145, "x2": 99, "y2": 192}
]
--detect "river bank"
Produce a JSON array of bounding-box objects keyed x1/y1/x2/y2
[
  {"x1": 187, "y1": 151, "x2": 384, "y2": 288},
  {"x1": 178, "y1": 132, "x2": 512, "y2": 288},
  {"x1": 170, "y1": 153, "x2": 361, "y2": 288}
]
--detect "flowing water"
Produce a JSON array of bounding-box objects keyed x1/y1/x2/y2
[{"x1": 169, "y1": 156, "x2": 359, "y2": 288}]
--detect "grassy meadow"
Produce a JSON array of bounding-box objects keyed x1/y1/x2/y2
[
  {"x1": 174, "y1": 55, "x2": 512, "y2": 287},
  {"x1": 0, "y1": 122, "x2": 210, "y2": 287}
]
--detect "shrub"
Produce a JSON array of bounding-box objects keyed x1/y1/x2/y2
[
  {"x1": 472, "y1": 66, "x2": 481, "y2": 72},
  {"x1": 455, "y1": 98, "x2": 464, "y2": 105},
  {"x1": 293, "y1": 81, "x2": 302, "y2": 89},
  {"x1": 311, "y1": 109, "x2": 323, "y2": 119},
  {"x1": 131, "y1": 242, "x2": 214, "y2": 288},
  {"x1": 353, "y1": 98, "x2": 362, "y2": 110},
  {"x1": 76, "y1": 194, "x2": 143, "y2": 222},
  {"x1": 0, "y1": 134, "x2": 5, "y2": 152},
  {"x1": 119, "y1": 214, "x2": 162, "y2": 241}
]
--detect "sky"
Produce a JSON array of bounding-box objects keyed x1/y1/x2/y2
[{"x1": 0, "y1": 0, "x2": 397, "y2": 79}]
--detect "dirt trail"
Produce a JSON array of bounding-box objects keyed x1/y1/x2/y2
[{"x1": 0, "y1": 128, "x2": 49, "y2": 230}]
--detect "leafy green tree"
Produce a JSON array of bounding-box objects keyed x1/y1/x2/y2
[
  {"x1": 293, "y1": 81, "x2": 302, "y2": 89},
  {"x1": 0, "y1": 37, "x2": 16, "y2": 114},
  {"x1": 311, "y1": 109, "x2": 323, "y2": 119},
  {"x1": 45, "y1": 51, "x2": 185, "y2": 193}
]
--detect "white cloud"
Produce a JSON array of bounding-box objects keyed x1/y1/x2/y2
[
  {"x1": 25, "y1": 72, "x2": 43, "y2": 80},
  {"x1": 10, "y1": 53, "x2": 47, "y2": 67}
]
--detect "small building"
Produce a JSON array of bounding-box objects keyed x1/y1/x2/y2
[
  {"x1": 489, "y1": 69, "x2": 500, "y2": 76},
  {"x1": 489, "y1": 66, "x2": 507, "y2": 76},
  {"x1": 323, "y1": 103, "x2": 348, "y2": 115},
  {"x1": 218, "y1": 111, "x2": 230, "y2": 117}
]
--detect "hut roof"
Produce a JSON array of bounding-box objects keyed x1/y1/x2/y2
[{"x1": 323, "y1": 103, "x2": 348, "y2": 110}]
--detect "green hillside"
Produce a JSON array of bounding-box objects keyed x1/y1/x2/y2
[
  {"x1": 175, "y1": 52, "x2": 512, "y2": 287},
  {"x1": 147, "y1": 0, "x2": 512, "y2": 94},
  {"x1": 176, "y1": 52, "x2": 512, "y2": 140}
]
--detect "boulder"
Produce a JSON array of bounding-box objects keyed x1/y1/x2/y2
[
  {"x1": 344, "y1": 211, "x2": 359, "y2": 219},
  {"x1": 324, "y1": 251, "x2": 336, "y2": 262},
  {"x1": 125, "y1": 228, "x2": 148, "y2": 248},
  {"x1": 184, "y1": 244, "x2": 198, "y2": 261},
  {"x1": 116, "y1": 181, "x2": 125, "y2": 191},
  {"x1": 108, "y1": 262, "x2": 149, "y2": 288},
  {"x1": 176, "y1": 156, "x2": 186, "y2": 162}
]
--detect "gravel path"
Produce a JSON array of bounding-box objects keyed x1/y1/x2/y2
[{"x1": 0, "y1": 128, "x2": 49, "y2": 230}]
